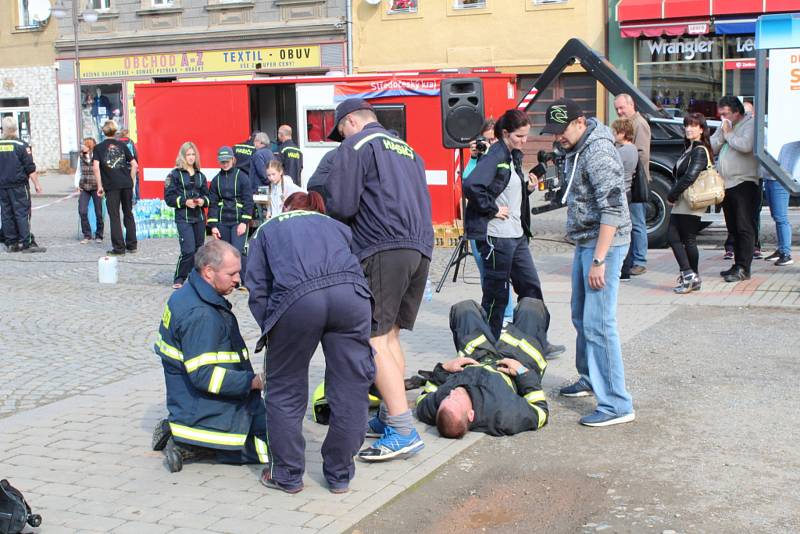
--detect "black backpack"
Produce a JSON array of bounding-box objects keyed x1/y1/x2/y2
[{"x1": 0, "y1": 480, "x2": 41, "y2": 534}]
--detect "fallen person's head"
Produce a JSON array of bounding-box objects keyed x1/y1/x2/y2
[{"x1": 436, "y1": 387, "x2": 475, "y2": 439}]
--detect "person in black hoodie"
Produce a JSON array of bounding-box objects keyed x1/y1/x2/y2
[
  {"x1": 276, "y1": 124, "x2": 303, "y2": 186},
  {"x1": 666, "y1": 113, "x2": 714, "y2": 294},
  {"x1": 165, "y1": 141, "x2": 210, "y2": 289},
  {"x1": 464, "y1": 109, "x2": 562, "y2": 356},
  {"x1": 322, "y1": 98, "x2": 434, "y2": 463},
  {"x1": 245, "y1": 191, "x2": 374, "y2": 494},
  {"x1": 207, "y1": 146, "x2": 253, "y2": 283}
]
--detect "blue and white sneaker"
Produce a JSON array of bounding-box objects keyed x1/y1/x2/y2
[
  {"x1": 579, "y1": 410, "x2": 635, "y2": 427},
  {"x1": 365, "y1": 416, "x2": 386, "y2": 438},
  {"x1": 357, "y1": 426, "x2": 424, "y2": 462}
]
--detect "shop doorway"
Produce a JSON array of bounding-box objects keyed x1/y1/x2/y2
[
  {"x1": 249, "y1": 84, "x2": 298, "y2": 146},
  {"x1": 0, "y1": 98, "x2": 32, "y2": 144}
]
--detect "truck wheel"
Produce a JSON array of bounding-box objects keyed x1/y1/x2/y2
[{"x1": 645, "y1": 172, "x2": 672, "y2": 248}]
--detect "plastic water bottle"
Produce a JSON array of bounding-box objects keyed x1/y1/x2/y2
[{"x1": 423, "y1": 278, "x2": 433, "y2": 302}]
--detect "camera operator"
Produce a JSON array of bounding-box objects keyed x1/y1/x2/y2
[{"x1": 464, "y1": 110, "x2": 563, "y2": 358}]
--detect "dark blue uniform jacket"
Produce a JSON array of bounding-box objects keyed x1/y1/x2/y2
[
  {"x1": 277, "y1": 140, "x2": 303, "y2": 184},
  {"x1": 0, "y1": 139, "x2": 35, "y2": 188},
  {"x1": 233, "y1": 139, "x2": 255, "y2": 173},
  {"x1": 207, "y1": 167, "x2": 254, "y2": 227},
  {"x1": 245, "y1": 210, "x2": 370, "y2": 347},
  {"x1": 154, "y1": 270, "x2": 263, "y2": 450},
  {"x1": 322, "y1": 122, "x2": 434, "y2": 261},
  {"x1": 464, "y1": 140, "x2": 531, "y2": 241},
  {"x1": 165, "y1": 168, "x2": 210, "y2": 224},
  {"x1": 250, "y1": 147, "x2": 275, "y2": 188}
]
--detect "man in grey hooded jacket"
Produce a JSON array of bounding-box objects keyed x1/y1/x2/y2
[{"x1": 541, "y1": 99, "x2": 635, "y2": 427}]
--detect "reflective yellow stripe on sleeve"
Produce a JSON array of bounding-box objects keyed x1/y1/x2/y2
[
  {"x1": 499, "y1": 332, "x2": 547, "y2": 372},
  {"x1": 524, "y1": 390, "x2": 546, "y2": 404},
  {"x1": 242, "y1": 214, "x2": 252, "y2": 220},
  {"x1": 496, "y1": 163, "x2": 511, "y2": 170},
  {"x1": 169, "y1": 422, "x2": 247, "y2": 447},
  {"x1": 184, "y1": 351, "x2": 241, "y2": 372},
  {"x1": 156, "y1": 333, "x2": 184, "y2": 362},
  {"x1": 415, "y1": 381, "x2": 438, "y2": 405},
  {"x1": 462, "y1": 334, "x2": 487, "y2": 356},
  {"x1": 208, "y1": 367, "x2": 226, "y2": 394},
  {"x1": 254, "y1": 436, "x2": 269, "y2": 463},
  {"x1": 531, "y1": 404, "x2": 548, "y2": 429}
]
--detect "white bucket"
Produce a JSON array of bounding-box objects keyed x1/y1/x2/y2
[{"x1": 98, "y1": 256, "x2": 119, "y2": 284}]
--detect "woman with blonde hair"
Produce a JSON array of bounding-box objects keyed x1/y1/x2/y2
[
  {"x1": 165, "y1": 141, "x2": 210, "y2": 289},
  {"x1": 265, "y1": 159, "x2": 304, "y2": 218}
]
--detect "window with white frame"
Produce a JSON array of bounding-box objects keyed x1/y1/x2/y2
[
  {"x1": 17, "y1": 0, "x2": 33, "y2": 28},
  {"x1": 88, "y1": 0, "x2": 112, "y2": 10},
  {"x1": 152, "y1": 0, "x2": 174, "y2": 6},
  {"x1": 532, "y1": 0, "x2": 566, "y2": 4},
  {"x1": 388, "y1": 0, "x2": 417, "y2": 14},
  {"x1": 454, "y1": 0, "x2": 485, "y2": 9}
]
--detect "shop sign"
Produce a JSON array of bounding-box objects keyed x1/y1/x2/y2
[
  {"x1": 735, "y1": 36, "x2": 756, "y2": 54},
  {"x1": 79, "y1": 46, "x2": 321, "y2": 79},
  {"x1": 645, "y1": 37, "x2": 716, "y2": 60},
  {"x1": 724, "y1": 59, "x2": 756, "y2": 70},
  {"x1": 767, "y1": 49, "x2": 800, "y2": 184}
]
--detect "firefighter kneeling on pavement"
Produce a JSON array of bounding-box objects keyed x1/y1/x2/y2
[
  {"x1": 416, "y1": 298, "x2": 550, "y2": 438},
  {"x1": 152, "y1": 239, "x2": 268, "y2": 472}
]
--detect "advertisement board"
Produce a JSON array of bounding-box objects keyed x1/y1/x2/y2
[{"x1": 766, "y1": 48, "x2": 800, "y2": 185}]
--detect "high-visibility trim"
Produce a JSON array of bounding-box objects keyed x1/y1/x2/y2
[
  {"x1": 207, "y1": 218, "x2": 219, "y2": 223},
  {"x1": 184, "y1": 351, "x2": 241, "y2": 372},
  {"x1": 524, "y1": 390, "x2": 546, "y2": 405},
  {"x1": 467, "y1": 363, "x2": 515, "y2": 390},
  {"x1": 161, "y1": 305, "x2": 172, "y2": 329},
  {"x1": 462, "y1": 334, "x2": 488, "y2": 355},
  {"x1": 496, "y1": 163, "x2": 511, "y2": 170},
  {"x1": 208, "y1": 367, "x2": 226, "y2": 394},
  {"x1": 156, "y1": 333, "x2": 183, "y2": 362},
  {"x1": 353, "y1": 132, "x2": 411, "y2": 152},
  {"x1": 241, "y1": 214, "x2": 252, "y2": 220},
  {"x1": 242, "y1": 348, "x2": 249, "y2": 360},
  {"x1": 169, "y1": 422, "x2": 247, "y2": 447},
  {"x1": 499, "y1": 332, "x2": 547, "y2": 372},
  {"x1": 176, "y1": 196, "x2": 183, "y2": 208},
  {"x1": 532, "y1": 404, "x2": 547, "y2": 429},
  {"x1": 236, "y1": 202, "x2": 244, "y2": 208},
  {"x1": 254, "y1": 436, "x2": 269, "y2": 463}
]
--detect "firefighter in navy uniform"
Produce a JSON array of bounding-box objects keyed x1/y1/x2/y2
[
  {"x1": 233, "y1": 133, "x2": 256, "y2": 176},
  {"x1": 153, "y1": 239, "x2": 268, "y2": 473},
  {"x1": 0, "y1": 116, "x2": 45, "y2": 253},
  {"x1": 245, "y1": 191, "x2": 374, "y2": 494},
  {"x1": 206, "y1": 146, "x2": 253, "y2": 283},
  {"x1": 415, "y1": 298, "x2": 549, "y2": 438},
  {"x1": 276, "y1": 124, "x2": 303, "y2": 186},
  {"x1": 165, "y1": 142, "x2": 210, "y2": 289}
]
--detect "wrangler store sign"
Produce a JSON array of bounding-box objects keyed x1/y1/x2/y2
[{"x1": 79, "y1": 46, "x2": 322, "y2": 79}]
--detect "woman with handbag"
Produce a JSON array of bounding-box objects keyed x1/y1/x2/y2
[{"x1": 666, "y1": 113, "x2": 714, "y2": 294}]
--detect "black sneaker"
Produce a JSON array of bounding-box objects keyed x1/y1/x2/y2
[
  {"x1": 21, "y1": 245, "x2": 46, "y2": 253},
  {"x1": 620, "y1": 272, "x2": 631, "y2": 282},
  {"x1": 107, "y1": 249, "x2": 125, "y2": 256},
  {"x1": 723, "y1": 266, "x2": 751, "y2": 282},
  {"x1": 7, "y1": 243, "x2": 22, "y2": 253},
  {"x1": 164, "y1": 438, "x2": 183, "y2": 473},
  {"x1": 720, "y1": 265, "x2": 735, "y2": 277},
  {"x1": 544, "y1": 342, "x2": 566, "y2": 360},
  {"x1": 126, "y1": 247, "x2": 138, "y2": 254},
  {"x1": 560, "y1": 380, "x2": 593, "y2": 397},
  {"x1": 764, "y1": 250, "x2": 781, "y2": 261},
  {"x1": 775, "y1": 254, "x2": 794, "y2": 266}
]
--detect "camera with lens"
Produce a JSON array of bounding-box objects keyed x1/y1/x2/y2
[{"x1": 473, "y1": 135, "x2": 489, "y2": 155}]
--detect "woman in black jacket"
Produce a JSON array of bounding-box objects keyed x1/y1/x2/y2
[
  {"x1": 165, "y1": 142, "x2": 210, "y2": 289},
  {"x1": 464, "y1": 109, "x2": 543, "y2": 339},
  {"x1": 666, "y1": 113, "x2": 714, "y2": 294}
]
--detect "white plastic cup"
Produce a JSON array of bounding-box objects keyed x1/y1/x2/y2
[{"x1": 98, "y1": 256, "x2": 118, "y2": 284}]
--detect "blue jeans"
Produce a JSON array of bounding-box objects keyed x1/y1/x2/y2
[
  {"x1": 629, "y1": 202, "x2": 648, "y2": 266},
  {"x1": 571, "y1": 243, "x2": 633, "y2": 416},
  {"x1": 764, "y1": 180, "x2": 792, "y2": 255},
  {"x1": 470, "y1": 239, "x2": 514, "y2": 319}
]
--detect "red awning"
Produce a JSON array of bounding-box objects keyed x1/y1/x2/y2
[
  {"x1": 618, "y1": 0, "x2": 800, "y2": 23},
  {"x1": 620, "y1": 18, "x2": 710, "y2": 38}
]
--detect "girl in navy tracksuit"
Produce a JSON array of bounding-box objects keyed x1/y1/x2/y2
[
  {"x1": 245, "y1": 191, "x2": 375, "y2": 495},
  {"x1": 165, "y1": 141, "x2": 210, "y2": 289},
  {"x1": 207, "y1": 147, "x2": 253, "y2": 282}
]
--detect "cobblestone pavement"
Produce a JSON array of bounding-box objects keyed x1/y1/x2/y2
[{"x1": 1, "y1": 175, "x2": 799, "y2": 532}]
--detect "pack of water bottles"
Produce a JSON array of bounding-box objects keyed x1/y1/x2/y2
[{"x1": 133, "y1": 199, "x2": 178, "y2": 239}]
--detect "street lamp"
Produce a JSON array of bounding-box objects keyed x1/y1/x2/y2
[{"x1": 53, "y1": 1, "x2": 98, "y2": 161}]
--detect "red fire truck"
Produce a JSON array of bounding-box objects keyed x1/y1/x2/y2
[{"x1": 134, "y1": 72, "x2": 517, "y2": 224}]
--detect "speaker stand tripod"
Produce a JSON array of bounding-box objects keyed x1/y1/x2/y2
[{"x1": 436, "y1": 148, "x2": 472, "y2": 293}]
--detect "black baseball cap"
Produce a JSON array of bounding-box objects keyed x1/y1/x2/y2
[
  {"x1": 328, "y1": 98, "x2": 374, "y2": 142},
  {"x1": 541, "y1": 98, "x2": 584, "y2": 135},
  {"x1": 217, "y1": 146, "x2": 234, "y2": 161}
]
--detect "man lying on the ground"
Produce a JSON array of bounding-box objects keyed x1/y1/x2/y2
[{"x1": 415, "y1": 298, "x2": 549, "y2": 438}]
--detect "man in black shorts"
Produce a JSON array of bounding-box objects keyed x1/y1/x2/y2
[{"x1": 323, "y1": 98, "x2": 434, "y2": 461}]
